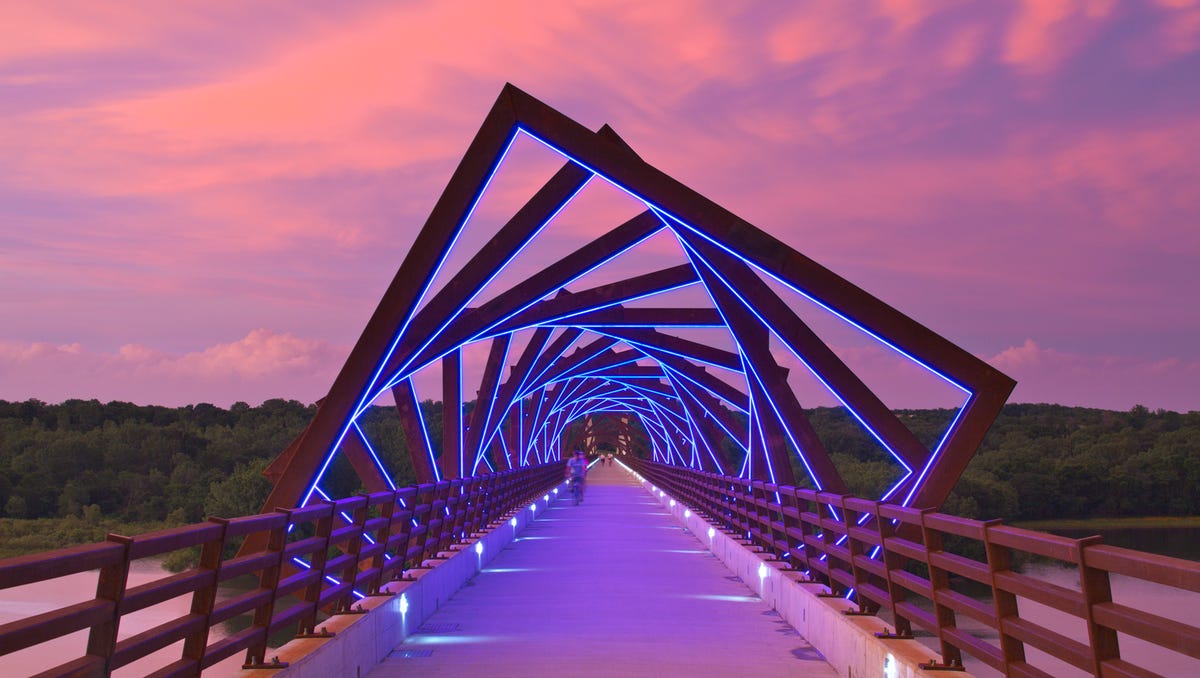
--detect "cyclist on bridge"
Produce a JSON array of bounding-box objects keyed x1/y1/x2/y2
[{"x1": 565, "y1": 449, "x2": 588, "y2": 503}]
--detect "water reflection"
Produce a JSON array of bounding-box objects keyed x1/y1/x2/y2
[
  {"x1": 900, "y1": 528, "x2": 1200, "y2": 678},
  {"x1": 0, "y1": 558, "x2": 282, "y2": 677},
  {"x1": 1048, "y1": 525, "x2": 1200, "y2": 562}
]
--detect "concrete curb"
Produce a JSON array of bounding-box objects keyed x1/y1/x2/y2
[
  {"x1": 226, "y1": 482, "x2": 571, "y2": 678},
  {"x1": 632, "y1": 470, "x2": 977, "y2": 678}
]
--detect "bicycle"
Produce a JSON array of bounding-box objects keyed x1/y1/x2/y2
[{"x1": 570, "y1": 476, "x2": 584, "y2": 505}]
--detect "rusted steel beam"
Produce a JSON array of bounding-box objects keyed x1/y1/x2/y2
[
  {"x1": 600, "y1": 326, "x2": 743, "y2": 372},
  {"x1": 620, "y1": 339, "x2": 749, "y2": 441},
  {"x1": 441, "y1": 349, "x2": 463, "y2": 479},
  {"x1": 521, "y1": 336, "x2": 619, "y2": 393},
  {"x1": 261, "y1": 90, "x2": 522, "y2": 514},
  {"x1": 464, "y1": 334, "x2": 511, "y2": 474},
  {"x1": 500, "y1": 82, "x2": 1014, "y2": 499},
  {"x1": 543, "y1": 307, "x2": 724, "y2": 328},
  {"x1": 340, "y1": 424, "x2": 393, "y2": 493},
  {"x1": 689, "y1": 252, "x2": 834, "y2": 489},
  {"x1": 389, "y1": 160, "x2": 594, "y2": 371},
  {"x1": 392, "y1": 380, "x2": 438, "y2": 484},
  {"x1": 520, "y1": 327, "x2": 582, "y2": 395},
  {"x1": 671, "y1": 378, "x2": 732, "y2": 473},
  {"x1": 680, "y1": 232, "x2": 930, "y2": 473},
  {"x1": 504, "y1": 83, "x2": 1013, "y2": 395},
  {"x1": 558, "y1": 361, "x2": 664, "y2": 383},
  {"x1": 245, "y1": 81, "x2": 1019, "y2": 608},
  {"x1": 482, "y1": 265, "x2": 699, "y2": 337},
  {"x1": 481, "y1": 327, "x2": 554, "y2": 458},
  {"x1": 535, "y1": 383, "x2": 569, "y2": 459},
  {"x1": 400, "y1": 211, "x2": 662, "y2": 375},
  {"x1": 906, "y1": 387, "x2": 1012, "y2": 508},
  {"x1": 501, "y1": 414, "x2": 519, "y2": 469}
]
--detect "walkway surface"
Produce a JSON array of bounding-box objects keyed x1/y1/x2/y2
[{"x1": 367, "y1": 462, "x2": 839, "y2": 677}]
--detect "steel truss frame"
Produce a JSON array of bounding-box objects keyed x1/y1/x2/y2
[{"x1": 259, "y1": 84, "x2": 1015, "y2": 517}]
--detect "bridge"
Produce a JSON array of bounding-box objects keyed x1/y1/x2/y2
[
  {"x1": 2, "y1": 85, "x2": 1199, "y2": 676},
  {"x1": 361, "y1": 463, "x2": 838, "y2": 677},
  {"x1": 3, "y1": 456, "x2": 1198, "y2": 676}
]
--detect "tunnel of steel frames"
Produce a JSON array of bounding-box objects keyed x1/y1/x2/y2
[
  {"x1": 4, "y1": 84, "x2": 1200, "y2": 678},
  {"x1": 258, "y1": 83, "x2": 1015, "y2": 523},
  {"x1": 241, "y1": 80, "x2": 1020, "y2": 621}
]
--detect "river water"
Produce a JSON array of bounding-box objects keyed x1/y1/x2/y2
[
  {"x1": 913, "y1": 526, "x2": 1200, "y2": 677},
  {"x1": 0, "y1": 558, "x2": 250, "y2": 677},
  {"x1": 1049, "y1": 524, "x2": 1200, "y2": 562}
]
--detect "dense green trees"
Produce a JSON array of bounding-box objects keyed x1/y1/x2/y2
[
  {"x1": 797, "y1": 404, "x2": 1200, "y2": 521},
  {"x1": 0, "y1": 398, "x2": 316, "y2": 525},
  {"x1": 1, "y1": 399, "x2": 1197, "y2": 536}
]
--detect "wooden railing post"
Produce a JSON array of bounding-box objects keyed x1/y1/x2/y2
[
  {"x1": 181, "y1": 518, "x2": 229, "y2": 670},
  {"x1": 362, "y1": 492, "x2": 398, "y2": 596},
  {"x1": 332, "y1": 497, "x2": 372, "y2": 613},
  {"x1": 841, "y1": 496, "x2": 875, "y2": 615},
  {"x1": 242, "y1": 509, "x2": 292, "y2": 668},
  {"x1": 982, "y1": 519, "x2": 1023, "y2": 670},
  {"x1": 778, "y1": 485, "x2": 805, "y2": 574},
  {"x1": 919, "y1": 508, "x2": 963, "y2": 668},
  {"x1": 87, "y1": 534, "x2": 133, "y2": 674},
  {"x1": 1077, "y1": 534, "x2": 1120, "y2": 673},
  {"x1": 380, "y1": 488, "x2": 416, "y2": 583},
  {"x1": 816, "y1": 493, "x2": 844, "y2": 595},
  {"x1": 875, "y1": 504, "x2": 912, "y2": 638},
  {"x1": 296, "y1": 502, "x2": 335, "y2": 637},
  {"x1": 796, "y1": 488, "x2": 820, "y2": 580}
]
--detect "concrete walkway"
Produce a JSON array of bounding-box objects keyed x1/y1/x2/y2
[{"x1": 367, "y1": 462, "x2": 839, "y2": 677}]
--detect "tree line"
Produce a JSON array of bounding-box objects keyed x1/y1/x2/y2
[
  {"x1": 801, "y1": 404, "x2": 1200, "y2": 521},
  {"x1": 1, "y1": 399, "x2": 1197, "y2": 534}
]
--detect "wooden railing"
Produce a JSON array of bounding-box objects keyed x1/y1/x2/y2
[
  {"x1": 629, "y1": 459, "x2": 1200, "y2": 678},
  {"x1": 0, "y1": 463, "x2": 562, "y2": 677}
]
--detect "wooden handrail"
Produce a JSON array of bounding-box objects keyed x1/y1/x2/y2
[
  {"x1": 627, "y1": 458, "x2": 1200, "y2": 678},
  {"x1": 0, "y1": 461, "x2": 563, "y2": 676}
]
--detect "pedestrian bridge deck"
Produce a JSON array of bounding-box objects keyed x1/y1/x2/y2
[{"x1": 366, "y1": 462, "x2": 839, "y2": 677}]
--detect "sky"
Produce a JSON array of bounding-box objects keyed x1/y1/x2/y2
[{"x1": 1, "y1": 0, "x2": 1198, "y2": 412}]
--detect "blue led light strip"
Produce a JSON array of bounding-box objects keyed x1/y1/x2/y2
[
  {"x1": 351, "y1": 126, "x2": 524, "y2": 424},
  {"x1": 680, "y1": 235, "x2": 916, "y2": 488},
  {"x1": 646, "y1": 203, "x2": 972, "y2": 395},
  {"x1": 657, "y1": 362, "x2": 747, "y2": 450},
  {"x1": 383, "y1": 223, "x2": 665, "y2": 387},
  {"x1": 378, "y1": 173, "x2": 596, "y2": 397},
  {"x1": 520, "y1": 128, "x2": 977, "y2": 495},
  {"x1": 481, "y1": 281, "x2": 701, "y2": 339},
  {"x1": 352, "y1": 422, "x2": 397, "y2": 491},
  {"x1": 300, "y1": 127, "x2": 528, "y2": 506}
]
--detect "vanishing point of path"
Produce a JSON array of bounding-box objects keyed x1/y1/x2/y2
[{"x1": 367, "y1": 462, "x2": 840, "y2": 677}]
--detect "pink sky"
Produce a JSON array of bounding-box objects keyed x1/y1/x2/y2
[{"x1": 1, "y1": 1, "x2": 1198, "y2": 412}]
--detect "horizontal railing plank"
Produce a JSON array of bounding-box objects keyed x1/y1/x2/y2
[
  {"x1": 1002, "y1": 616, "x2": 1093, "y2": 672},
  {"x1": 1084, "y1": 544, "x2": 1200, "y2": 592},
  {"x1": 1092, "y1": 601, "x2": 1200, "y2": 659},
  {"x1": 110, "y1": 614, "x2": 206, "y2": 670},
  {"x1": 0, "y1": 541, "x2": 124, "y2": 589},
  {"x1": 0, "y1": 599, "x2": 113, "y2": 655},
  {"x1": 119, "y1": 569, "x2": 214, "y2": 615}
]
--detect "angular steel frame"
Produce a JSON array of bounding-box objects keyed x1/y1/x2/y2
[{"x1": 258, "y1": 84, "x2": 1015, "y2": 518}]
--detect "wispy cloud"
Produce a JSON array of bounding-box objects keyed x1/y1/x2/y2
[
  {"x1": 1, "y1": 1, "x2": 1197, "y2": 409},
  {"x1": 991, "y1": 339, "x2": 1199, "y2": 411},
  {"x1": 0, "y1": 330, "x2": 347, "y2": 407}
]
